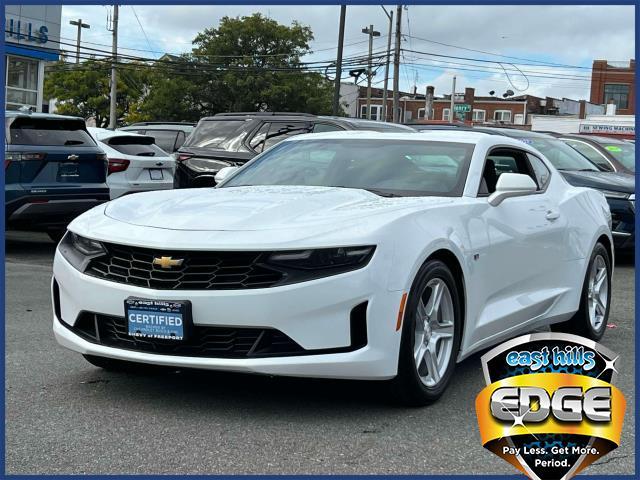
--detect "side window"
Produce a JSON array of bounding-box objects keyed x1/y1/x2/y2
[
  {"x1": 562, "y1": 139, "x2": 611, "y2": 171},
  {"x1": 147, "y1": 130, "x2": 179, "y2": 153},
  {"x1": 526, "y1": 154, "x2": 551, "y2": 191},
  {"x1": 313, "y1": 123, "x2": 345, "y2": 133},
  {"x1": 479, "y1": 148, "x2": 536, "y2": 196},
  {"x1": 175, "y1": 131, "x2": 187, "y2": 150}
]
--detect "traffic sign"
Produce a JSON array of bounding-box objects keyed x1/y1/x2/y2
[{"x1": 453, "y1": 104, "x2": 471, "y2": 113}]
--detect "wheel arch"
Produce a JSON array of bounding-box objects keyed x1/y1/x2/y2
[
  {"x1": 425, "y1": 248, "x2": 467, "y2": 354},
  {"x1": 596, "y1": 233, "x2": 613, "y2": 266}
]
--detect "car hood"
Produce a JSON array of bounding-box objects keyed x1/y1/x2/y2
[
  {"x1": 560, "y1": 170, "x2": 635, "y2": 194},
  {"x1": 103, "y1": 185, "x2": 453, "y2": 232}
]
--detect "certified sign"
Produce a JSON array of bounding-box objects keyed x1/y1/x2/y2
[{"x1": 475, "y1": 333, "x2": 625, "y2": 480}]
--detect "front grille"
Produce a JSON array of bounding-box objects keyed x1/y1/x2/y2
[
  {"x1": 86, "y1": 243, "x2": 285, "y2": 290},
  {"x1": 70, "y1": 313, "x2": 305, "y2": 358}
]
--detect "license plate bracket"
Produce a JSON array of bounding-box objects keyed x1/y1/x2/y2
[{"x1": 125, "y1": 297, "x2": 192, "y2": 342}]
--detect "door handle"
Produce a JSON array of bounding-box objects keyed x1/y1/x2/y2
[{"x1": 545, "y1": 209, "x2": 560, "y2": 221}]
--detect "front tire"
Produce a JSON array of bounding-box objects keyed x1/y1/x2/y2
[
  {"x1": 551, "y1": 242, "x2": 611, "y2": 341},
  {"x1": 391, "y1": 260, "x2": 462, "y2": 406}
]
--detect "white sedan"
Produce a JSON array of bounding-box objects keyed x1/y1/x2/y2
[
  {"x1": 52, "y1": 131, "x2": 612, "y2": 405},
  {"x1": 88, "y1": 128, "x2": 175, "y2": 199}
]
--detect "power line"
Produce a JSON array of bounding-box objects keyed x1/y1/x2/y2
[{"x1": 130, "y1": 6, "x2": 153, "y2": 53}]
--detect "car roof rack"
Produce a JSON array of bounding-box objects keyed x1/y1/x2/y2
[{"x1": 214, "y1": 112, "x2": 316, "y2": 117}]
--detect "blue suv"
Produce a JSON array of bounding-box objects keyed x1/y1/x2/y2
[{"x1": 5, "y1": 112, "x2": 110, "y2": 242}]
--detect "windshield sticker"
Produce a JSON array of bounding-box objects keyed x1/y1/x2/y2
[
  {"x1": 605, "y1": 146, "x2": 622, "y2": 152},
  {"x1": 518, "y1": 139, "x2": 533, "y2": 144}
]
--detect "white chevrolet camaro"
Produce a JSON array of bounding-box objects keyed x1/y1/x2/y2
[{"x1": 52, "y1": 131, "x2": 613, "y2": 405}]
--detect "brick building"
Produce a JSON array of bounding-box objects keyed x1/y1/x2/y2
[
  {"x1": 590, "y1": 59, "x2": 635, "y2": 115},
  {"x1": 355, "y1": 86, "x2": 605, "y2": 125}
]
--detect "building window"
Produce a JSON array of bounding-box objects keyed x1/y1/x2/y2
[
  {"x1": 494, "y1": 110, "x2": 512, "y2": 122},
  {"x1": 442, "y1": 108, "x2": 451, "y2": 121},
  {"x1": 360, "y1": 104, "x2": 383, "y2": 121},
  {"x1": 513, "y1": 113, "x2": 524, "y2": 125},
  {"x1": 472, "y1": 109, "x2": 486, "y2": 122},
  {"x1": 6, "y1": 56, "x2": 39, "y2": 111},
  {"x1": 417, "y1": 108, "x2": 425, "y2": 119},
  {"x1": 603, "y1": 84, "x2": 629, "y2": 110}
]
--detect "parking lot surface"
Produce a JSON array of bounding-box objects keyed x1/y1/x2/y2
[{"x1": 5, "y1": 231, "x2": 635, "y2": 474}]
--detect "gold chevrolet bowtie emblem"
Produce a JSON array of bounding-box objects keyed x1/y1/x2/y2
[{"x1": 153, "y1": 256, "x2": 184, "y2": 269}]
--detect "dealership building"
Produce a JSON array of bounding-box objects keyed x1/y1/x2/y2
[{"x1": 5, "y1": 5, "x2": 61, "y2": 112}]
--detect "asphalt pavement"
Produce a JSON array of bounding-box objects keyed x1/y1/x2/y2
[{"x1": 4, "y1": 231, "x2": 636, "y2": 474}]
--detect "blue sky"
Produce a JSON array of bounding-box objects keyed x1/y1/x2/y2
[{"x1": 58, "y1": 4, "x2": 635, "y2": 101}]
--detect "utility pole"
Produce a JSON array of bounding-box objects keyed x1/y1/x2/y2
[
  {"x1": 449, "y1": 75, "x2": 456, "y2": 123},
  {"x1": 381, "y1": 6, "x2": 393, "y2": 122},
  {"x1": 69, "y1": 19, "x2": 90, "y2": 64},
  {"x1": 108, "y1": 5, "x2": 119, "y2": 129},
  {"x1": 392, "y1": 5, "x2": 402, "y2": 123},
  {"x1": 362, "y1": 25, "x2": 380, "y2": 120},
  {"x1": 332, "y1": 6, "x2": 346, "y2": 116}
]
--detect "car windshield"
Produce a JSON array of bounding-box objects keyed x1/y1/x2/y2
[
  {"x1": 514, "y1": 137, "x2": 599, "y2": 172},
  {"x1": 599, "y1": 142, "x2": 635, "y2": 171},
  {"x1": 182, "y1": 119, "x2": 247, "y2": 149},
  {"x1": 222, "y1": 139, "x2": 475, "y2": 197}
]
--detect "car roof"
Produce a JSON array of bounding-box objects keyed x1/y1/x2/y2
[
  {"x1": 124, "y1": 121, "x2": 195, "y2": 126},
  {"x1": 285, "y1": 129, "x2": 522, "y2": 146},
  {"x1": 5, "y1": 111, "x2": 84, "y2": 122},
  {"x1": 472, "y1": 127, "x2": 556, "y2": 139},
  {"x1": 579, "y1": 135, "x2": 629, "y2": 145},
  {"x1": 88, "y1": 127, "x2": 151, "y2": 141},
  {"x1": 119, "y1": 123, "x2": 194, "y2": 132}
]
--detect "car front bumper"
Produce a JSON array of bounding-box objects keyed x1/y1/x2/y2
[{"x1": 52, "y1": 249, "x2": 403, "y2": 380}]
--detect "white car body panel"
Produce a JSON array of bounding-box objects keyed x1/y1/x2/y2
[
  {"x1": 52, "y1": 131, "x2": 613, "y2": 379},
  {"x1": 88, "y1": 128, "x2": 175, "y2": 199}
]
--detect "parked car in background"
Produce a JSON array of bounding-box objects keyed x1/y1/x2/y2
[
  {"x1": 5, "y1": 112, "x2": 109, "y2": 242},
  {"x1": 471, "y1": 128, "x2": 635, "y2": 254},
  {"x1": 88, "y1": 128, "x2": 175, "y2": 199},
  {"x1": 174, "y1": 112, "x2": 416, "y2": 188},
  {"x1": 557, "y1": 135, "x2": 635, "y2": 174},
  {"x1": 119, "y1": 122, "x2": 195, "y2": 153}
]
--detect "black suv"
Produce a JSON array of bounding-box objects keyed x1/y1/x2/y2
[
  {"x1": 174, "y1": 112, "x2": 416, "y2": 188},
  {"x1": 5, "y1": 112, "x2": 110, "y2": 242}
]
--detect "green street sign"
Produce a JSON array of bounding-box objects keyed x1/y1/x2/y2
[{"x1": 453, "y1": 104, "x2": 471, "y2": 113}]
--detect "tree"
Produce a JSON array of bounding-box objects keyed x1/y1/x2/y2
[
  {"x1": 44, "y1": 60, "x2": 148, "y2": 127},
  {"x1": 190, "y1": 13, "x2": 334, "y2": 114}
]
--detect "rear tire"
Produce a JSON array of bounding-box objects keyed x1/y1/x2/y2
[
  {"x1": 391, "y1": 260, "x2": 463, "y2": 407},
  {"x1": 551, "y1": 242, "x2": 611, "y2": 341}
]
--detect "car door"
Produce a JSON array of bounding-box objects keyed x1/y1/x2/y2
[{"x1": 467, "y1": 146, "x2": 567, "y2": 347}]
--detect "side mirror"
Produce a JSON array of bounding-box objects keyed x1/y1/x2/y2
[
  {"x1": 488, "y1": 173, "x2": 537, "y2": 206},
  {"x1": 214, "y1": 166, "x2": 239, "y2": 185}
]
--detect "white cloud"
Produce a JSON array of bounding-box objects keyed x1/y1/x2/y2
[{"x1": 59, "y1": 4, "x2": 635, "y2": 100}]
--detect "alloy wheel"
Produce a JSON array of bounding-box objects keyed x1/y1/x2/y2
[
  {"x1": 587, "y1": 254, "x2": 608, "y2": 331},
  {"x1": 413, "y1": 278, "x2": 455, "y2": 387}
]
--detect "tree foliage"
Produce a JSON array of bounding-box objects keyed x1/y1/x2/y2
[{"x1": 45, "y1": 13, "x2": 335, "y2": 125}]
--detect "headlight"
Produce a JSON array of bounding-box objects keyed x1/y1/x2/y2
[
  {"x1": 59, "y1": 232, "x2": 106, "y2": 271},
  {"x1": 600, "y1": 190, "x2": 629, "y2": 200},
  {"x1": 264, "y1": 246, "x2": 375, "y2": 284}
]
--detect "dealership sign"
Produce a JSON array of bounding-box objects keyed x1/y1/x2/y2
[
  {"x1": 4, "y1": 5, "x2": 61, "y2": 50},
  {"x1": 476, "y1": 333, "x2": 625, "y2": 480},
  {"x1": 579, "y1": 124, "x2": 635, "y2": 135}
]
